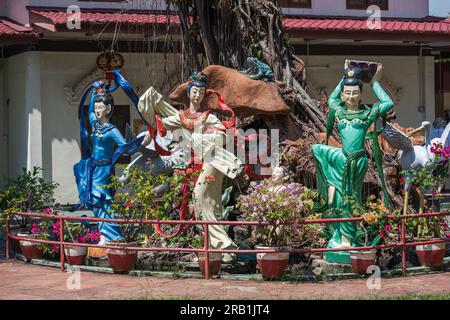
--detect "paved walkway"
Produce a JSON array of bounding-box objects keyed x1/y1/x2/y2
[{"x1": 0, "y1": 259, "x2": 449, "y2": 300}]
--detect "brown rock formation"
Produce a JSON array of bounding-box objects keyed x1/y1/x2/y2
[{"x1": 169, "y1": 65, "x2": 291, "y2": 117}]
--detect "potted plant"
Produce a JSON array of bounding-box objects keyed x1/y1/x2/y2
[
  {"x1": 351, "y1": 196, "x2": 400, "y2": 274},
  {"x1": 401, "y1": 141, "x2": 450, "y2": 213},
  {"x1": 64, "y1": 223, "x2": 101, "y2": 265},
  {"x1": 107, "y1": 166, "x2": 182, "y2": 272},
  {"x1": 0, "y1": 167, "x2": 58, "y2": 254},
  {"x1": 401, "y1": 142, "x2": 450, "y2": 267},
  {"x1": 191, "y1": 234, "x2": 222, "y2": 278},
  {"x1": 406, "y1": 216, "x2": 449, "y2": 267},
  {"x1": 20, "y1": 207, "x2": 60, "y2": 261},
  {"x1": 237, "y1": 180, "x2": 316, "y2": 279}
]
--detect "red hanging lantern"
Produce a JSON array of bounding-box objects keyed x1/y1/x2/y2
[{"x1": 96, "y1": 51, "x2": 125, "y2": 84}]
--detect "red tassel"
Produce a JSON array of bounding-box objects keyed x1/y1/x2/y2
[
  {"x1": 155, "y1": 115, "x2": 167, "y2": 137},
  {"x1": 148, "y1": 125, "x2": 171, "y2": 156},
  {"x1": 206, "y1": 89, "x2": 235, "y2": 129}
]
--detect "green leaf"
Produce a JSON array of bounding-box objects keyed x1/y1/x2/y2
[{"x1": 370, "y1": 234, "x2": 381, "y2": 246}]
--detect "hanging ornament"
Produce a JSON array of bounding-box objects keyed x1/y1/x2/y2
[{"x1": 96, "y1": 51, "x2": 125, "y2": 84}]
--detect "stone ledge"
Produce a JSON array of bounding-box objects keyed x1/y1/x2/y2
[{"x1": 13, "y1": 253, "x2": 450, "y2": 282}]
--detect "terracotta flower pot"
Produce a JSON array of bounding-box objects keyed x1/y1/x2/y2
[
  {"x1": 415, "y1": 241, "x2": 446, "y2": 267},
  {"x1": 350, "y1": 250, "x2": 377, "y2": 274},
  {"x1": 18, "y1": 233, "x2": 43, "y2": 261},
  {"x1": 64, "y1": 246, "x2": 88, "y2": 266},
  {"x1": 198, "y1": 253, "x2": 222, "y2": 278},
  {"x1": 255, "y1": 246, "x2": 289, "y2": 279},
  {"x1": 10, "y1": 228, "x2": 30, "y2": 254},
  {"x1": 107, "y1": 241, "x2": 139, "y2": 273}
]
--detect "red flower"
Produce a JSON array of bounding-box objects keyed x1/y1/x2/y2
[
  {"x1": 124, "y1": 201, "x2": 133, "y2": 207},
  {"x1": 205, "y1": 175, "x2": 216, "y2": 183}
]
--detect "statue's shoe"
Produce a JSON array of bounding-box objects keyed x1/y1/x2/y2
[
  {"x1": 222, "y1": 253, "x2": 236, "y2": 264},
  {"x1": 180, "y1": 253, "x2": 198, "y2": 263}
]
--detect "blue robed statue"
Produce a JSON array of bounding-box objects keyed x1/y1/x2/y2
[{"x1": 73, "y1": 71, "x2": 151, "y2": 244}]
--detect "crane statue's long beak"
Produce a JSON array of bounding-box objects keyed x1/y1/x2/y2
[{"x1": 405, "y1": 124, "x2": 430, "y2": 138}]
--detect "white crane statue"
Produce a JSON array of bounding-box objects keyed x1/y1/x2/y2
[{"x1": 381, "y1": 120, "x2": 450, "y2": 214}]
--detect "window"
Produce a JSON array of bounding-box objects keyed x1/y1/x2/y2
[
  {"x1": 347, "y1": 0, "x2": 389, "y2": 11},
  {"x1": 280, "y1": 0, "x2": 312, "y2": 9}
]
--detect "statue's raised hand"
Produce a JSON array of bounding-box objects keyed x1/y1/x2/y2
[{"x1": 372, "y1": 63, "x2": 383, "y2": 83}]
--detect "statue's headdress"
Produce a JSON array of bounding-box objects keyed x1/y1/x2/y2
[
  {"x1": 342, "y1": 66, "x2": 363, "y2": 89},
  {"x1": 187, "y1": 71, "x2": 208, "y2": 93}
]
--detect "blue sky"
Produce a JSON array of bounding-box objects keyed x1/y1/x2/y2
[{"x1": 430, "y1": 0, "x2": 450, "y2": 17}]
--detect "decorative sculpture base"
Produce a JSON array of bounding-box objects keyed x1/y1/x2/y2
[
  {"x1": 87, "y1": 247, "x2": 108, "y2": 258},
  {"x1": 310, "y1": 258, "x2": 353, "y2": 275},
  {"x1": 324, "y1": 251, "x2": 351, "y2": 264}
]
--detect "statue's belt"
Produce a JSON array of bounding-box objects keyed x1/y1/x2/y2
[
  {"x1": 342, "y1": 149, "x2": 366, "y2": 205},
  {"x1": 93, "y1": 159, "x2": 112, "y2": 166}
]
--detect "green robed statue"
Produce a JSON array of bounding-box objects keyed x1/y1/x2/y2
[{"x1": 312, "y1": 60, "x2": 394, "y2": 263}]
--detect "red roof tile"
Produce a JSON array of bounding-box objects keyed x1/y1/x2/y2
[
  {"x1": 283, "y1": 16, "x2": 450, "y2": 35},
  {"x1": 30, "y1": 9, "x2": 180, "y2": 28},
  {"x1": 0, "y1": 18, "x2": 38, "y2": 45},
  {"x1": 0, "y1": 18, "x2": 36, "y2": 37},
  {"x1": 28, "y1": 9, "x2": 450, "y2": 41}
]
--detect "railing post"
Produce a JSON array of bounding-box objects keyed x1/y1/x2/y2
[
  {"x1": 401, "y1": 216, "x2": 406, "y2": 277},
  {"x1": 6, "y1": 215, "x2": 10, "y2": 259},
  {"x1": 59, "y1": 217, "x2": 65, "y2": 272},
  {"x1": 204, "y1": 223, "x2": 210, "y2": 280}
]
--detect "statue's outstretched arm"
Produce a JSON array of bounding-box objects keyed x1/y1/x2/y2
[
  {"x1": 138, "y1": 87, "x2": 178, "y2": 129},
  {"x1": 372, "y1": 81, "x2": 394, "y2": 117},
  {"x1": 88, "y1": 90, "x2": 98, "y2": 127},
  {"x1": 327, "y1": 78, "x2": 344, "y2": 111}
]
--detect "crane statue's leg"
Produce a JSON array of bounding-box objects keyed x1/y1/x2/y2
[
  {"x1": 418, "y1": 188, "x2": 425, "y2": 214},
  {"x1": 403, "y1": 190, "x2": 409, "y2": 216}
]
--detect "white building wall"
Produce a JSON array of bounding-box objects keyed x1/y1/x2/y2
[
  {"x1": 0, "y1": 57, "x2": 7, "y2": 186},
  {"x1": 7, "y1": 53, "x2": 39, "y2": 180},
  {"x1": 0, "y1": 1, "x2": 7, "y2": 17},
  {"x1": 39, "y1": 51, "x2": 181, "y2": 203},
  {"x1": 283, "y1": 0, "x2": 429, "y2": 18},
  {"x1": 300, "y1": 55, "x2": 435, "y2": 128},
  {"x1": 28, "y1": 0, "x2": 169, "y2": 10},
  {"x1": 4, "y1": 0, "x2": 29, "y2": 25}
]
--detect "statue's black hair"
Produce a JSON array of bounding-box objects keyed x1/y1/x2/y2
[{"x1": 187, "y1": 71, "x2": 208, "y2": 94}]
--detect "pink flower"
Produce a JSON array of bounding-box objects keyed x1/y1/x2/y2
[
  {"x1": 51, "y1": 244, "x2": 59, "y2": 253},
  {"x1": 43, "y1": 207, "x2": 52, "y2": 215},
  {"x1": 124, "y1": 201, "x2": 133, "y2": 207}
]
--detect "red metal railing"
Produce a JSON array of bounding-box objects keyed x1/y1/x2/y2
[{"x1": 5, "y1": 211, "x2": 450, "y2": 279}]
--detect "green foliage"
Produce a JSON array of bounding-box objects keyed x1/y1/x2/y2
[
  {"x1": 352, "y1": 195, "x2": 401, "y2": 247},
  {"x1": 0, "y1": 167, "x2": 59, "y2": 227},
  {"x1": 401, "y1": 142, "x2": 450, "y2": 193},
  {"x1": 106, "y1": 165, "x2": 186, "y2": 242},
  {"x1": 405, "y1": 216, "x2": 448, "y2": 239}
]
